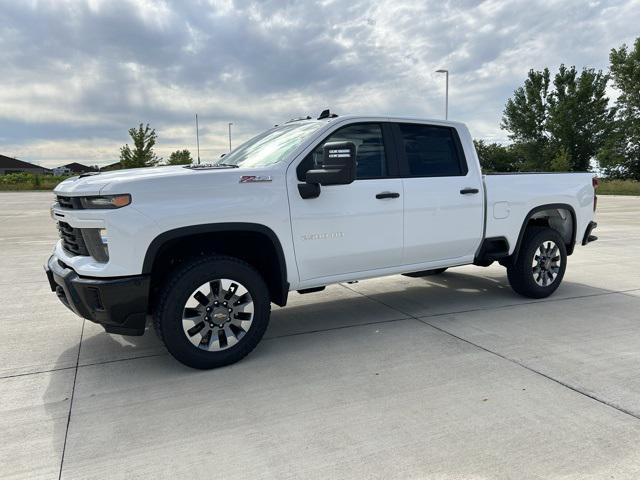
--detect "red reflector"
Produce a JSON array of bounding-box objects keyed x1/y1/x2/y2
[{"x1": 592, "y1": 177, "x2": 599, "y2": 189}]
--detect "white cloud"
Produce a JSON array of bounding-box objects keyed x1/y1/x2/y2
[{"x1": 0, "y1": 0, "x2": 638, "y2": 167}]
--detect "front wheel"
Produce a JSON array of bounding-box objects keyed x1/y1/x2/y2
[
  {"x1": 153, "y1": 256, "x2": 271, "y2": 369},
  {"x1": 507, "y1": 226, "x2": 567, "y2": 298}
]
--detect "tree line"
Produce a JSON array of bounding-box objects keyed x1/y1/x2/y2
[{"x1": 476, "y1": 37, "x2": 639, "y2": 179}]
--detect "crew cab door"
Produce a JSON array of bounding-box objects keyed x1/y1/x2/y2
[
  {"x1": 288, "y1": 122, "x2": 403, "y2": 283},
  {"x1": 395, "y1": 122, "x2": 484, "y2": 264}
]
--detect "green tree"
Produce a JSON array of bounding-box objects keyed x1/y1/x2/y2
[
  {"x1": 119, "y1": 124, "x2": 161, "y2": 168},
  {"x1": 167, "y1": 149, "x2": 193, "y2": 165},
  {"x1": 473, "y1": 140, "x2": 522, "y2": 172},
  {"x1": 501, "y1": 66, "x2": 612, "y2": 172},
  {"x1": 605, "y1": 37, "x2": 640, "y2": 179},
  {"x1": 500, "y1": 68, "x2": 551, "y2": 170},
  {"x1": 547, "y1": 65, "x2": 612, "y2": 171},
  {"x1": 549, "y1": 147, "x2": 572, "y2": 172}
]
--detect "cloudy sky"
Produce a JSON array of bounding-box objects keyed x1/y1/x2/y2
[{"x1": 1, "y1": 0, "x2": 638, "y2": 168}]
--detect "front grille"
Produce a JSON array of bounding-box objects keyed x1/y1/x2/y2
[
  {"x1": 57, "y1": 221, "x2": 89, "y2": 256},
  {"x1": 56, "y1": 196, "x2": 83, "y2": 209}
]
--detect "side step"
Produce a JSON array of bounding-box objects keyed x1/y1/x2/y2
[
  {"x1": 402, "y1": 268, "x2": 447, "y2": 278},
  {"x1": 297, "y1": 286, "x2": 326, "y2": 294}
]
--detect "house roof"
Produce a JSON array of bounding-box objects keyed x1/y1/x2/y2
[
  {"x1": 0, "y1": 154, "x2": 50, "y2": 171},
  {"x1": 100, "y1": 162, "x2": 122, "y2": 171},
  {"x1": 61, "y1": 162, "x2": 96, "y2": 173}
]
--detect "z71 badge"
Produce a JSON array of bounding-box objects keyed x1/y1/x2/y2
[{"x1": 239, "y1": 175, "x2": 272, "y2": 183}]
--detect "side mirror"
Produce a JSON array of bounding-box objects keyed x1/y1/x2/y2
[
  {"x1": 305, "y1": 142, "x2": 356, "y2": 186},
  {"x1": 298, "y1": 142, "x2": 356, "y2": 199}
]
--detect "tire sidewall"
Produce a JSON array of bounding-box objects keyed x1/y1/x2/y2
[
  {"x1": 158, "y1": 257, "x2": 270, "y2": 369},
  {"x1": 516, "y1": 228, "x2": 567, "y2": 297}
]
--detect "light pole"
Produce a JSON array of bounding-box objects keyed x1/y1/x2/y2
[
  {"x1": 195, "y1": 114, "x2": 201, "y2": 164},
  {"x1": 435, "y1": 69, "x2": 449, "y2": 120},
  {"x1": 228, "y1": 123, "x2": 233, "y2": 152}
]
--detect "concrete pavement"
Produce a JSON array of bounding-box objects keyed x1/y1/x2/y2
[{"x1": 1, "y1": 192, "x2": 639, "y2": 479}]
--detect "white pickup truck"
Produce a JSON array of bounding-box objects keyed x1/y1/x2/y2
[{"x1": 46, "y1": 113, "x2": 598, "y2": 369}]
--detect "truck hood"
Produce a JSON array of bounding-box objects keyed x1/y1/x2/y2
[{"x1": 54, "y1": 165, "x2": 252, "y2": 196}]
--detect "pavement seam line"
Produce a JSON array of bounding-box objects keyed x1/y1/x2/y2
[
  {"x1": 58, "y1": 319, "x2": 85, "y2": 480},
  {"x1": 264, "y1": 314, "x2": 411, "y2": 341},
  {"x1": 341, "y1": 282, "x2": 638, "y2": 322},
  {"x1": 340, "y1": 283, "x2": 640, "y2": 422},
  {"x1": 416, "y1": 318, "x2": 640, "y2": 422}
]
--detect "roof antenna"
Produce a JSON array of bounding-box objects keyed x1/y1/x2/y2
[{"x1": 317, "y1": 109, "x2": 338, "y2": 120}]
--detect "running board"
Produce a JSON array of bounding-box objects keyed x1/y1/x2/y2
[{"x1": 297, "y1": 286, "x2": 326, "y2": 294}]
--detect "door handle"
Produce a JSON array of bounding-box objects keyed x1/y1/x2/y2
[
  {"x1": 376, "y1": 192, "x2": 400, "y2": 199},
  {"x1": 460, "y1": 188, "x2": 479, "y2": 195}
]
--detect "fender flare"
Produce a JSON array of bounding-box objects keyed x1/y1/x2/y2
[
  {"x1": 511, "y1": 203, "x2": 577, "y2": 262},
  {"x1": 142, "y1": 222, "x2": 289, "y2": 305}
]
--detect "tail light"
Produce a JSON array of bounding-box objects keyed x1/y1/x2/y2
[{"x1": 592, "y1": 177, "x2": 599, "y2": 211}]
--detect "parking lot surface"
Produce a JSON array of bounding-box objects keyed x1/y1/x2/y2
[{"x1": 1, "y1": 192, "x2": 640, "y2": 479}]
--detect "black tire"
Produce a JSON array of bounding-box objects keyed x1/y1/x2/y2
[
  {"x1": 507, "y1": 226, "x2": 567, "y2": 298},
  {"x1": 153, "y1": 255, "x2": 271, "y2": 369}
]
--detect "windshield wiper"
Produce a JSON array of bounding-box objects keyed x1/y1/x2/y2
[{"x1": 215, "y1": 163, "x2": 239, "y2": 168}]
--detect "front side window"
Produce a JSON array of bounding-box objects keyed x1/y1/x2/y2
[
  {"x1": 299, "y1": 123, "x2": 388, "y2": 180},
  {"x1": 398, "y1": 123, "x2": 466, "y2": 177},
  {"x1": 217, "y1": 121, "x2": 325, "y2": 168}
]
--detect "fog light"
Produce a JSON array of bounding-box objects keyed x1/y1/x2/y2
[{"x1": 81, "y1": 228, "x2": 109, "y2": 263}]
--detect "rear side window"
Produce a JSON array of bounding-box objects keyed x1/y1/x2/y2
[{"x1": 398, "y1": 123, "x2": 466, "y2": 177}]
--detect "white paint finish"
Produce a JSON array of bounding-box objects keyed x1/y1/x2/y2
[
  {"x1": 493, "y1": 200, "x2": 510, "y2": 219},
  {"x1": 484, "y1": 172, "x2": 595, "y2": 254},
  {"x1": 50, "y1": 116, "x2": 596, "y2": 290},
  {"x1": 402, "y1": 175, "x2": 484, "y2": 264},
  {"x1": 288, "y1": 178, "x2": 404, "y2": 280},
  {"x1": 0, "y1": 370, "x2": 74, "y2": 480}
]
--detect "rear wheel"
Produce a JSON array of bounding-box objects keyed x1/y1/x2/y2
[
  {"x1": 154, "y1": 256, "x2": 271, "y2": 369},
  {"x1": 507, "y1": 226, "x2": 567, "y2": 298}
]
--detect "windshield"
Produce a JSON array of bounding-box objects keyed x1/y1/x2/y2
[{"x1": 216, "y1": 121, "x2": 325, "y2": 168}]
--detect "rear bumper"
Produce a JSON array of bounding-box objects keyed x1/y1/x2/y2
[
  {"x1": 582, "y1": 221, "x2": 598, "y2": 245},
  {"x1": 45, "y1": 255, "x2": 150, "y2": 336}
]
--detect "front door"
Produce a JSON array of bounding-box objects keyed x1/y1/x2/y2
[{"x1": 288, "y1": 122, "x2": 404, "y2": 282}]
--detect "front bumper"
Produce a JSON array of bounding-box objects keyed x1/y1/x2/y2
[{"x1": 45, "y1": 255, "x2": 150, "y2": 336}]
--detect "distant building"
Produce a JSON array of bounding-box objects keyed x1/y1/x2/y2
[
  {"x1": 0, "y1": 154, "x2": 51, "y2": 175},
  {"x1": 51, "y1": 162, "x2": 99, "y2": 176},
  {"x1": 52, "y1": 166, "x2": 72, "y2": 176},
  {"x1": 62, "y1": 162, "x2": 98, "y2": 174},
  {"x1": 100, "y1": 162, "x2": 123, "y2": 172}
]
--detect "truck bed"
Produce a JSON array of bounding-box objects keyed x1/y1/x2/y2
[{"x1": 483, "y1": 172, "x2": 595, "y2": 255}]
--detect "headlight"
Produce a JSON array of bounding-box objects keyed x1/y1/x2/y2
[{"x1": 80, "y1": 194, "x2": 131, "y2": 209}]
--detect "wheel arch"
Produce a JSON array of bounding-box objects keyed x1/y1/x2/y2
[
  {"x1": 143, "y1": 223, "x2": 289, "y2": 306},
  {"x1": 511, "y1": 203, "x2": 577, "y2": 263}
]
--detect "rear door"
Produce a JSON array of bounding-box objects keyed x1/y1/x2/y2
[
  {"x1": 395, "y1": 122, "x2": 484, "y2": 264},
  {"x1": 288, "y1": 122, "x2": 404, "y2": 282}
]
